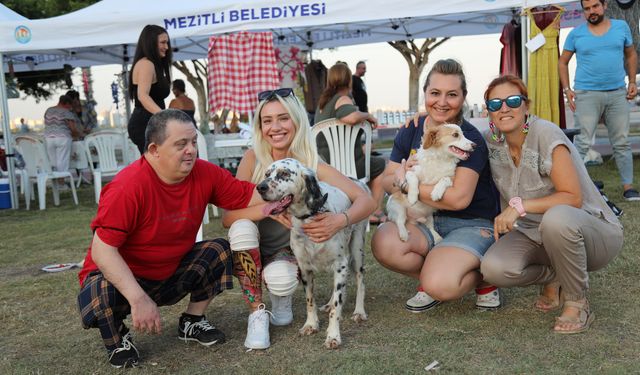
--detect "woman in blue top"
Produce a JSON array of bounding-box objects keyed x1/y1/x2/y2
[{"x1": 372, "y1": 59, "x2": 500, "y2": 312}]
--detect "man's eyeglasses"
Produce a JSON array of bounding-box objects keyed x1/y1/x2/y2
[
  {"x1": 485, "y1": 95, "x2": 527, "y2": 112},
  {"x1": 258, "y1": 88, "x2": 294, "y2": 101}
]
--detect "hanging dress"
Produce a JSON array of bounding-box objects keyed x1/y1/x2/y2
[{"x1": 526, "y1": 7, "x2": 565, "y2": 127}]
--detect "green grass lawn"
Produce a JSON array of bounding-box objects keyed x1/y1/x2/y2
[{"x1": 1, "y1": 157, "x2": 639, "y2": 374}]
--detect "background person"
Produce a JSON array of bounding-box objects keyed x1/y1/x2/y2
[
  {"x1": 371, "y1": 59, "x2": 501, "y2": 313},
  {"x1": 315, "y1": 63, "x2": 387, "y2": 224},
  {"x1": 76, "y1": 109, "x2": 261, "y2": 368},
  {"x1": 558, "y1": 0, "x2": 638, "y2": 201},
  {"x1": 352, "y1": 60, "x2": 368, "y2": 112},
  {"x1": 480, "y1": 75, "x2": 623, "y2": 334},
  {"x1": 43, "y1": 94, "x2": 81, "y2": 189},
  {"x1": 127, "y1": 25, "x2": 172, "y2": 154},
  {"x1": 222, "y1": 88, "x2": 375, "y2": 350},
  {"x1": 169, "y1": 79, "x2": 197, "y2": 127}
]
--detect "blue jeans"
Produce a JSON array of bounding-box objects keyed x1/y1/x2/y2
[
  {"x1": 573, "y1": 88, "x2": 633, "y2": 185},
  {"x1": 416, "y1": 215, "x2": 495, "y2": 260}
]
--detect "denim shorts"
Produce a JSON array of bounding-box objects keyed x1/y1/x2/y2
[{"x1": 416, "y1": 215, "x2": 495, "y2": 259}]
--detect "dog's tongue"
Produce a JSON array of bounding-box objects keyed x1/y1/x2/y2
[{"x1": 262, "y1": 195, "x2": 293, "y2": 216}]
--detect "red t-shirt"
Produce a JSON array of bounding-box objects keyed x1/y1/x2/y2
[{"x1": 78, "y1": 157, "x2": 254, "y2": 285}]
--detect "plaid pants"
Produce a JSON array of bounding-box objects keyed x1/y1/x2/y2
[{"x1": 77, "y1": 238, "x2": 233, "y2": 351}]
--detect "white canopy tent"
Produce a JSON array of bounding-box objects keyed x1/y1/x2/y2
[{"x1": 1, "y1": 0, "x2": 579, "y2": 208}]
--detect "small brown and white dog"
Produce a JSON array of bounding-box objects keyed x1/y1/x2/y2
[{"x1": 386, "y1": 124, "x2": 475, "y2": 242}]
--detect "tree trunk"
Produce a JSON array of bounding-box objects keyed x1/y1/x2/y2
[
  {"x1": 388, "y1": 38, "x2": 450, "y2": 111},
  {"x1": 606, "y1": 1, "x2": 640, "y2": 74},
  {"x1": 408, "y1": 66, "x2": 421, "y2": 112}
]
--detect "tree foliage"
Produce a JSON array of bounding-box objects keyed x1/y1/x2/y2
[
  {"x1": 3, "y1": 0, "x2": 99, "y2": 100},
  {"x1": 388, "y1": 38, "x2": 450, "y2": 111}
]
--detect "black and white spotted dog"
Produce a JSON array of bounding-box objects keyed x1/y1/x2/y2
[{"x1": 257, "y1": 158, "x2": 368, "y2": 349}]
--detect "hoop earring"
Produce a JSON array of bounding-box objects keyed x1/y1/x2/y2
[
  {"x1": 522, "y1": 114, "x2": 530, "y2": 135},
  {"x1": 489, "y1": 121, "x2": 504, "y2": 143}
]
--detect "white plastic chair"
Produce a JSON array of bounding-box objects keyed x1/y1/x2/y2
[
  {"x1": 312, "y1": 119, "x2": 372, "y2": 231},
  {"x1": 84, "y1": 132, "x2": 126, "y2": 204},
  {"x1": 14, "y1": 135, "x2": 78, "y2": 210},
  {"x1": 312, "y1": 118, "x2": 371, "y2": 184},
  {"x1": 196, "y1": 129, "x2": 218, "y2": 242}
]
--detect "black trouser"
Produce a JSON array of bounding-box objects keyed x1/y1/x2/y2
[{"x1": 77, "y1": 239, "x2": 233, "y2": 351}]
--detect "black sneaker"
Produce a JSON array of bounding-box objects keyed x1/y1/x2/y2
[
  {"x1": 178, "y1": 314, "x2": 226, "y2": 346},
  {"x1": 623, "y1": 188, "x2": 640, "y2": 201},
  {"x1": 108, "y1": 329, "x2": 139, "y2": 368}
]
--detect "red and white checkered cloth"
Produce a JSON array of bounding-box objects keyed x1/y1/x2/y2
[{"x1": 208, "y1": 31, "x2": 280, "y2": 115}]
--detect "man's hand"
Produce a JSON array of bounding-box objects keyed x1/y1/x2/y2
[
  {"x1": 565, "y1": 89, "x2": 576, "y2": 112},
  {"x1": 627, "y1": 82, "x2": 637, "y2": 100},
  {"x1": 130, "y1": 293, "x2": 162, "y2": 334}
]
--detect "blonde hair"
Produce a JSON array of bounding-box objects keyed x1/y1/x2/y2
[{"x1": 251, "y1": 93, "x2": 319, "y2": 183}]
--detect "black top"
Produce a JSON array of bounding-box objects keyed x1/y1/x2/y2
[
  {"x1": 131, "y1": 74, "x2": 170, "y2": 111},
  {"x1": 351, "y1": 75, "x2": 367, "y2": 112},
  {"x1": 389, "y1": 116, "x2": 500, "y2": 221}
]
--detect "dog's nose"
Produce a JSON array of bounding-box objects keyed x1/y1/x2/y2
[{"x1": 256, "y1": 182, "x2": 269, "y2": 194}]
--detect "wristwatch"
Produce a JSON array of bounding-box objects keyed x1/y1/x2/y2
[{"x1": 508, "y1": 197, "x2": 526, "y2": 217}]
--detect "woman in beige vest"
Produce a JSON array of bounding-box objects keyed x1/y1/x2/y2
[{"x1": 480, "y1": 75, "x2": 623, "y2": 334}]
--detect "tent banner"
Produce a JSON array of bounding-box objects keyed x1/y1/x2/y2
[{"x1": 0, "y1": 0, "x2": 577, "y2": 53}]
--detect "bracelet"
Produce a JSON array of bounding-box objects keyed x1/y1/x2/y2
[
  {"x1": 563, "y1": 87, "x2": 571, "y2": 93},
  {"x1": 342, "y1": 212, "x2": 351, "y2": 227}
]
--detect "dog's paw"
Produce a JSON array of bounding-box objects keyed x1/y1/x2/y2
[
  {"x1": 398, "y1": 228, "x2": 409, "y2": 242},
  {"x1": 324, "y1": 336, "x2": 342, "y2": 349},
  {"x1": 352, "y1": 312, "x2": 368, "y2": 323},
  {"x1": 299, "y1": 324, "x2": 319, "y2": 336}
]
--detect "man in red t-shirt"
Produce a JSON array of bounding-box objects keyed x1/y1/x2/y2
[{"x1": 77, "y1": 109, "x2": 262, "y2": 368}]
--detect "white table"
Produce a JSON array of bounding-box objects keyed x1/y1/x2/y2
[{"x1": 209, "y1": 134, "x2": 251, "y2": 171}]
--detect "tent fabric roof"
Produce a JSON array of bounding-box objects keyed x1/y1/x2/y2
[{"x1": 1, "y1": 0, "x2": 580, "y2": 72}]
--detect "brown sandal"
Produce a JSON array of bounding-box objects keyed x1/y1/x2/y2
[
  {"x1": 534, "y1": 282, "x2": 562, "y2": 313},
  {"x1": 553, "y1": 300, "x2": 595, "y2": 334}
]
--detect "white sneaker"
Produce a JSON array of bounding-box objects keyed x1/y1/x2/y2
[
  {"x1": 269, "y1": 293, "x2": 293, "y2": 326},
  {"x1": 475, "y1": 287, "x2": 502, "y2": 310},
  {"x1": 405, "y1": 289, "x2": 441, "y2": 313},
  {"x1": 244, "y1": 304, "x2": 271, "y2": 349}
]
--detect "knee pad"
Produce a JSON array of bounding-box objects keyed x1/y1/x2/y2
[
  {"x1": 263, "y1": 260, "x2": 299, "y2": 296},
  {"x1": 228, "y1": 219, "x2": 259, "y2": 251}
]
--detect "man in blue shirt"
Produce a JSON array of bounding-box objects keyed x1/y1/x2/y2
[{"x1": 559, "y1": 0, "x2": 638, "y2": 200}]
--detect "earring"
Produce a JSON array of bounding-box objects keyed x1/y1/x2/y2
[
  {"x1": 522, "y1": 114, "x2": 530, "y2": 135},
  {"x1": 489, "y1": 121, "x2": 505, "y2": 142}
]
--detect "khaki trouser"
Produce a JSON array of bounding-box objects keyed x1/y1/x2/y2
[{"x1": 481, "y1": 205, "x2": 623, "y2": 301}]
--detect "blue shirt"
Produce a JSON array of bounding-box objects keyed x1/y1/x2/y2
[
  {"x1": 389, "y1": 117, "x2": 499, "y2": 221},
  {"x1": 563, "y1": 19, "x2": 632, "y2": 91}
]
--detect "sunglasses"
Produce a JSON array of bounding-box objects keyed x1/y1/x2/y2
[
  {"x1": 485, "y1": 95, "x2": 527, "y2": 112},
  {"x1": 258, "y1": 88, "x2": 294, "y2": 101}
]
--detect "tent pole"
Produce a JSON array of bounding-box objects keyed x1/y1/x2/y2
[
  {"x1": 520, "y1": 12, "x2": 529, "y2": 85},
  {"x1": 122, "y1": 62, "x2": 131, "y2": 121},
  {"x1": 0, "y1": 52, "x2": 19, "y2": 209}
]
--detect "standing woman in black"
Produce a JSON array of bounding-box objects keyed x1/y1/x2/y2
[{"x1": 127, "y1": 25, "x2": 172, "y2": 154}]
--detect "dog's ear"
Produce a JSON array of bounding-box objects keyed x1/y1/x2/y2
[
  {"x1": 422, "y1": 127, "x2": 439, "y2": 149},
  {"x1": 303, "y1": 170, "x2": 327, "y2": 211}
]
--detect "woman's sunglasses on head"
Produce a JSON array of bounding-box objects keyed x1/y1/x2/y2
[
  {"x1": 485, "y1": 95, "x2": 527, "y2": 112},
  {"x1": 258, "y1": 88, "x2": 294, "y2": 101}
]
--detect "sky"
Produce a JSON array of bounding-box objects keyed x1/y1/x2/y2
[{"x1": 5, "y1": 30, "x2": 576, "y2": 128}]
